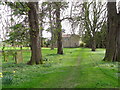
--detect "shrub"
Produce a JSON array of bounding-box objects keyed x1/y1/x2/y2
[
  {"x1": 80, "y1": 42, "x2": 86, "y2": 47},
  {"x1": 2, "y1": 72, "x2": 13, "y2": 85}
]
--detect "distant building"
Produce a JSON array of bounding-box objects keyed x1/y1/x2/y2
[
  {"x1": 62, "y1": 34, "x2": 80, "y2": 48},
  {"x1": 48, "y1": 34, "x2": 80, "y2": 48}
]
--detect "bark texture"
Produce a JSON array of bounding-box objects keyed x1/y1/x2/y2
[
  {"x1": 48, "y1": 3, "x2": 55, "y2": 50},
  {"x1": 116, "y1": 13, "x2": 120, "y2": 62},
  {"x1": 103, "y1": 1, "x2": 120, "y2": 62},
  {"x1": 55, "y1": 3, "x2": 63, "y2": 54},
  {"x1": 27, "y1": 2, "x2": 42, "y2": 65},
  {"x1": 91, "y1": 30, "x2": 96, "y2": 51},
  {"x1": 91, "y1": 38, "x2": 96, "y2": 51}
]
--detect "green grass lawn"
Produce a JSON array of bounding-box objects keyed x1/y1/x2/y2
[{"x1": 1, "y1": 48, "x2": 119, "y2": 88}]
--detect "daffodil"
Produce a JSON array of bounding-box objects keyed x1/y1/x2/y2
[
  {"x1": 0, "y1": 75, "x2": 3, "y2": 78},
  {"x1": 13, "y1": 71, "x2": 16, "y2": 73}
]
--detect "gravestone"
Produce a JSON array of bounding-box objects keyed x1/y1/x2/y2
[
  {"x1": 15, "y1": 50, "x2": 23, "y2": 64},
  {"x1": 2, "y1": 51, "x2": 8, "y2": 62},
  {"x1": 4, "y1": 56, "x2": 8, "y2": 62}
]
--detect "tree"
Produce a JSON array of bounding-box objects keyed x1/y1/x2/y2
[
  {"x1": 103, "y1": 1, "x2": 120, "y2": 62},
  {"x1": 95, "y1": 22, "x2": 107, "y2": 48},
  {"x1": 44, "y1": 2, "x2": 68, "y2": 51},
  {"x1": 39, "y1": 3, "x2": 45, "y2": 47},
  {"x1": 82, "y1": 22, "x2": 107, "y2": 48},
  {"x1": 54, "y1": 2, "x2": 63, "y2": 54},
  {"x1": 79, "y1": 1, "x2": 107, "y2": 51},
  {"x1": 40, "y1": 2, "x2": 68, "y2": 53},
  {"x1": 27, "y1": 2, "x2": 42, "y2": 65},
  {"x1": 4, "y1": 2, "x2": 43, "y2": 64},
  {"x1": 48, "y1": 2, "x2": 56, "y2": 50},
  {"x1": 4, "y1": 24, "x2": 30, "y2": 47},
  {"x1": 117, "y1": 12, "x2": 120, "y2": 61}
]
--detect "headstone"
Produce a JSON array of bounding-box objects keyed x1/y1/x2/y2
[
  {"x1": 4, "y1": 56, "x2": 8, "y2": 62},
  {"x1": 2, "y1": 51, "x2": 8, "y2": 62},
  {"x1": 15, "y1": 51, "x2": 23, "y2": 64}
]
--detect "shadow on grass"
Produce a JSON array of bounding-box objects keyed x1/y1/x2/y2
[
  {"x1": 3, "y1": 62, "x2": 26, "y2": 69},
  {"x1": 46, "y1": 54, "x2": 60, "y2": 56}
]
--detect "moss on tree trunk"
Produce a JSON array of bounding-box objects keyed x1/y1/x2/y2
[
  {"x1": 104, "y1": 1, "x2": 120, "y2": 62},
  {"x1": 27, "y1": 2, "x2": 42, "y2": 65}
]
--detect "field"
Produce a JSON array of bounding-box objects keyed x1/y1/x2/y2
[{"x1": 1, "y1": 48, "x2": 119, "y2": 88}]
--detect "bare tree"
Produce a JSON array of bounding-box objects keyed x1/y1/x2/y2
[{"x1": 80, "y1": 1, "x2": 107, "y2": 51}]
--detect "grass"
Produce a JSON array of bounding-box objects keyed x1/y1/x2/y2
[{"x1": 1, "y1": 48, "x2": 119, "y2": 88}]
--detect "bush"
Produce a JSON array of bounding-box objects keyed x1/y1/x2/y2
[
  {"x1": 80, "y1": 42, "x2": 86, "y2": 47},
  {"x1": 2, "y1": 75, "x2": 13, "y2": 85},
  {"x1": 2, "y1": 72, "x2": 13, "y2": 85}
]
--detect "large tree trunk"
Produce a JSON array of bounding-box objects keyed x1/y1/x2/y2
[
  {"x1": 55, "y1": 3, "x2": 63, "y2": 54},
  {"x1": 91, "y1": 30, "x2": 96, "y2": 51},
  {"x1": 116, "y1": 13, "x2": 120, "y2": 62},
  {"x1": 27, "y1": 2, "x2": 42, "y2": 65},
  {"x1": 91, "y1": 38, "x2": 96, "y2": 51},
  {"x1": 103, "y1": 1, "x2": 119, "y2": 62}
]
